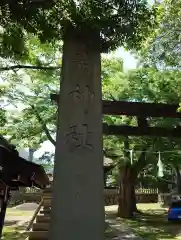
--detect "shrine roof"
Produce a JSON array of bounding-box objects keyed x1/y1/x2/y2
[{"x1": 0, "y1": 135, "x2": 50, "y2": 190}]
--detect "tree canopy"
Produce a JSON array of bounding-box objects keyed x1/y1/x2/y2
[
  {"x1": 140, "y1": 0, "x2": 181, "y2": 69},
  {"x1": 1, "y1": 0, "x2": 156, "y2": 61}
]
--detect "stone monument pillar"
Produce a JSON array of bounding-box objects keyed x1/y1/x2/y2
[{"x1": 49, "y1": 29, "x2": 105, "y2": 240}]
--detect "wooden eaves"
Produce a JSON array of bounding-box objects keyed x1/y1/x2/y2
[{"x1": 0, "y1": 135, "x2": 50, "y2": 189}]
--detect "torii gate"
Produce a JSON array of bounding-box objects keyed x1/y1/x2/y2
[{"x1": 51, "y1": 95, "x2": 181, "y2": 138}]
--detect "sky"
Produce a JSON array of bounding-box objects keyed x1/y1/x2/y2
[{"x1": 114, "y1": 47, "x2": 137, "y2": 69}]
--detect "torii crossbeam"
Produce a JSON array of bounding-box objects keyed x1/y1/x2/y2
[{"x1": 50, "y1": 94, "x2": 181, "y2": 138}]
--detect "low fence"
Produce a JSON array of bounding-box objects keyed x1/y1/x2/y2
[
  {"x1": 9, "y1": 187, "x2": 159, "y2": 206},
  {"x1": 104, "y1": 188, "x2": 158, "y2": 206},
  {"x1": 9, "y1": 188, "x2": 43, "y2": 206},
  {"x1": 135, "y1": 188, "x2": 158, "y2": 194}
]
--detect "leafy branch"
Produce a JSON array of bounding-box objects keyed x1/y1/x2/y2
[
  {"x1": 0, "y1": 65, "x2": 60, "y2": 71},
  {"x1": 31, "y1": 105, "x2": 56, "y2": 146}
]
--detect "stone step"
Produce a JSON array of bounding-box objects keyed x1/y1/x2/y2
[
  {"x1": 40, "y1": 209, "x2": 51, "y2": 215},
  {"x1": 27, "y1": 231, "x2": 48, "y2": 240},
  {"x1": 43, "y1": 193, "x2": 52, "y2": 199},
  {"x1": 36, "y1": 215, "x2": 50, "y2": 223},
  {"x1": 42, "y1": 199, "x2": 52, "y2": 208},
  {"x1": 43, "y1": 188, "x2": 52, "y2": 193},
  {"x1": 42, "y1": 206, "x2": 51, "y2": 210},
  {"x1": 33, "y1": 222, "x2": 50, "y2": 231}
]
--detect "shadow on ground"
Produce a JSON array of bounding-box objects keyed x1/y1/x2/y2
[
  {"x1": 114, "y1": 208, "x2": 181, "y2": 240},
  {"x1": 4, "y1": 220, "x2": 19, "y2": 227}
]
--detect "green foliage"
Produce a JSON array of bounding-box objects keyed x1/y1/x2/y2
[
  {"x1": 0, "y1": 84, "x2": 7, "y2": 130},
  {"x1": 3, "y1": 55, "x2": 181, "y2": 185},
  {"x1": 1, "y1": 0, "x2": 156, "y2": 59},
  {"x1": 102, "y1": 58, "x2": 126, "y2": 100},
  {"x1": 143, "y1": 0, "x2": 181, "y2": 111},
  {"x1": 121, "y1": 67, "x2": 181, "y2": 103},
  {"x1": 0, "y1": 35, "x2": 60, "y2": 148},
  {"x1": 102, "y1": 59, "x2": 181, "y2": 185},
  {"x1": 0, "y1": 108, "x2": 6, "y2": 127},
  {"x1": 140, "y1": 0, "x2": 181, "y2": 68},
  {"x1": 3, "y1": 70, "x2": 59, "y2": 147}
]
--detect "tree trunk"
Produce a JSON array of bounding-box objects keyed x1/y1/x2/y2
[
  {"x1": 117, "y1": 165, "x2": 134, "y2": 218},
  {"x1": 0, "y1": 189, "x2": 10, "y2": 238},
  {"x1": 117, "y1": 164, "x2": 142, "y2": 218},
  {"x1": 174, "y1": 166, "x2": 181, "y2": 194},
  {"x1": 130, "y1": 184, "x2": 137, "y2": 213},
  {"x1": 49, "y1": 27, "x2": 104, "y2": 240},
  {"x1": 28, "y1": 148, "x2": 36, "y2": 162},
  {"x1": 117, "y1": 148, "x2": 152, "y2": 218}
]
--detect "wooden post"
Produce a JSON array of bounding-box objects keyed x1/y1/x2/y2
[
  {"x1": 26, "y1": 198, "x2": 43, "y2": 231},
  {"x1": 0, "y1": 188, "x2": 9, "y2": 239}
]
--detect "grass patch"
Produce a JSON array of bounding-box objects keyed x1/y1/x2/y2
[
  {"x1": 105, "y1": 226, "x2": 118, "y2": 240},
  {"x1": 2, "y1": 226, "x2": 28, "y2": 240},
  {"x1": 105, "y1": 203, "x2": 181, "y2": 239},
  {"x1": 1, "y1": 208, "x2": 33, "y2": 239},
  {"x1": 122, "y1": 203, "x2": 181, "y2": 240}
]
